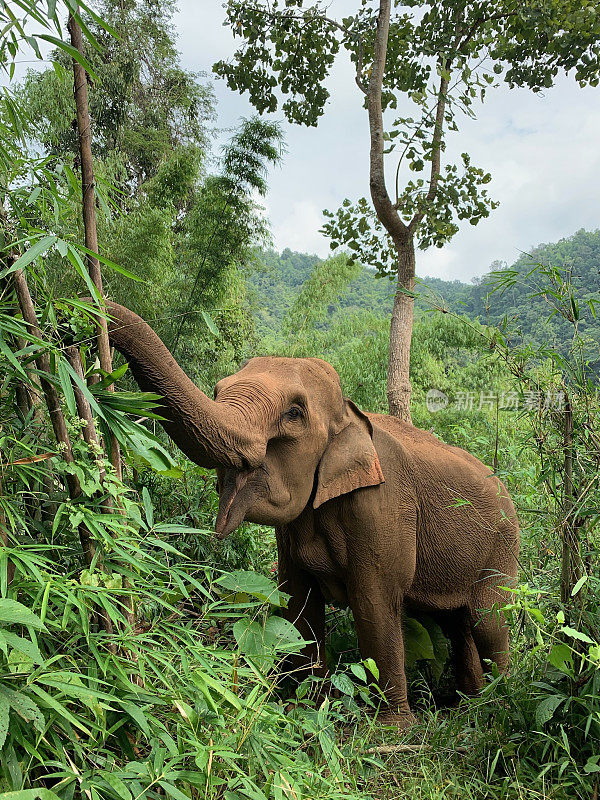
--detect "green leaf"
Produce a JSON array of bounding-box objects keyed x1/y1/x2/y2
[
  {"x1": 571, "y1": 575, "x2": 588, "y2": 596},
  {"x1": 0, "y1": 599, "x2": 46, "y2": 630},
  {"x1": 158, "y1": 783, "x2": 191, "y2": 800},
  {"x1": 535, "y1": 695, "x2": 563, "y2": 727},
  {"x1": 66, "y1": 245, "x2": 101, "y2": 301},
  {"x1": 0, "y1": 693, "x2": 9, "y2": 749},
  {"x1": 263, "y1": 616, "x2": 304, "y2": 649},
  {"x1": 0, "y1": 685, "x2": 44, "y2": 732},
  {"x1": 201, "y1": 310, "x2": 219, "y2": 337},
  {"x1": 233, "y1": 618, "x2": 267, "y2": 657},
  {"x1": 78, "y1": 246, "x2": 142, "y2": 281},
  {"x1": 403, "y1": 616, "x2": 434, "y2": 666},
  {"x1": 216, "y1": 570, "x2": 287, "y2": 606},
  {"x1": 0, "y1": 235, "x2": 57, "y2": 277},
  {"x1": 330, "y1": 672, "x2": 354, "y2": 696},
  {"x1": 350, "y1": 663, "x2": 367, "y2": 683},
  {"x1": 560, "y1": 626, "x2": 594, "y2": 644},
  {"x1": 38, "y1": 35, "x2": 99, "y2": 81},
  {"x1": 0, "y1": 791, "x2": 62, "y2": 800},
  {"x1": 102, "y1": 772, "x2": 132, "y2": 800},
  {"x1": 117, "y1": 700, "x2": 151, "y2": 739},
  {"x1": 584, "y1": 756, "x2": 600, "y2": 774},
  {"x1": 0, "y1": 329, "x2": 29, "y2": 380},
  {"x1": 142, "y1": 487, "x2": 154, "y2": 528},
  {"x1": 363, "y1": 657, "x2": 379, "y2": 681},
  {"x1": 28, "y1": 685, "x2": 90, "y2": 735},
  {"x1": 3, "y1": 631, "x2": 43, "y2": 665},
  {"x1": 57, "y1": 358, "x2": 77, "y2": 416}
]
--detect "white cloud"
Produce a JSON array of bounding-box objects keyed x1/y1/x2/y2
[{"x1": 270, "y1": 200, "x2": 329, "y2": 255}]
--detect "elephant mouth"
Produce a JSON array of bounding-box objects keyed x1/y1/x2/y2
[{"x1": 215, "y1": 468, "x2": 258, "y2": 539}]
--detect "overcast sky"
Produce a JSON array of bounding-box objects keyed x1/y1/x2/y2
[{"x1": 175, "y1": 1, "x2": 599, "y2": 282}]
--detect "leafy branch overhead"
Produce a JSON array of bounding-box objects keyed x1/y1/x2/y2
[{"x1": 215, "y1": 0, "x2": 600, "y2": 262}]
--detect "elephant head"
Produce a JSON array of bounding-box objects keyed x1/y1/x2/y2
[{"x1": 105, "y1": 302, "x2": 384, "y2": 537}]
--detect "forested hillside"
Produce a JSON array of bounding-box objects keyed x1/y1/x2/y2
[{"x1": 253, "y1": 228, "x2": 600, "y2": 364}]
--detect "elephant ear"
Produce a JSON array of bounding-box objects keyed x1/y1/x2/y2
[{"x1": 313, "y1": 400, "x2": 384, "y2": 509}]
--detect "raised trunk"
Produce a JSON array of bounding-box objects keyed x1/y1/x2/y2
[
  {"x1": 104, "y1": 302, "x2": 264, "y2": 470},
  {"x1": 388, "y1": 237, "x2": 415, "y2": 421}
]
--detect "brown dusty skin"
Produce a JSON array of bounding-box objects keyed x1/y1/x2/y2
[{"x1": 105, "y1": 301, "x2": 520, "y2": 726}]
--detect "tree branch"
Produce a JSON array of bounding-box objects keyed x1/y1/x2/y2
[{"x1": 367, "y1": 0, "x2": 408, "y2": 245}]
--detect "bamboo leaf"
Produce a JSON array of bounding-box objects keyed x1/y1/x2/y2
[
  {"x1": 38, "y1": 34, "x2": 99, "y2": 81},
  {"x1": 0, "y1": 598, "x2": 46, "y2": 630},
  {"x1": 57, "y1": 357, "x2": 77, "y2": 416},
  {"x1": 0, "y1": 693, "x2": 9, "y2": 749},
  {"x1": 0, "y1": 235, "x2": 56, "y2": 277}
]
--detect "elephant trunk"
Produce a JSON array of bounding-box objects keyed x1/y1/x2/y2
[{"x1": 102, "y1": 301, "x2": 264, "y2": 470}]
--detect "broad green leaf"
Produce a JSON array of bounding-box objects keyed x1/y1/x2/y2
[
  {"x1": 403, "y1": 616, "x2": 435, "y2": 666},
  {"x1": 216, "y1": 570, "x2": 287, "y2": 606},
  {"x1": 535, "y1": 695, "x2": 563, "y2": 727},
  {"x1": 233, "y1": 618, "x2": 266, "y2": 656},
  {"x1": 548, "y1": 643, "x2": 573, "y2": 674},
  {"x1": 0, "y1": 693, "x2": 9, "y2": 749},
  {"x1": 571, "y1": 575, "x2": 588, "y2": 596},
  {"x1": 201, "y1": 310, "x2": 219, "y2": 337},
  {"x1": 0, "y1": 685, "x2": 44, "y2": 732},
  {"x1": 330, "y1": 672, "x2": 354, "y2": 696},
  {"x1": 560, "y1": 626, "x2": 594, "y2": 644},
  {"x1": 2, "y1": 631, "x2": 43, "y2": 665},
  {"x1": 0, "y1": 598, "x2": 46, "y2": 630},
  {"x1": 350, "y1": 663, "x2": 367, "y2": 683}
]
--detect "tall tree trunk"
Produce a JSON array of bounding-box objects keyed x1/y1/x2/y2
[
  {"x1": 68, "y1": 11, "x2": 122, "y2": 480},
  {"x1": 365, "y1": 1, "x2": 449, "y2": 421},
  {"x1": 388, "y1": 236, "x2": 415, "y2": 419},
  {"x1": 367, "y1": 0, "x2": 413, "y2": 421}
]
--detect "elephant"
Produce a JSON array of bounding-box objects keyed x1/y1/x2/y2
[{"x1": 103, "y1": 301, "x2": 519, "y2": 727}]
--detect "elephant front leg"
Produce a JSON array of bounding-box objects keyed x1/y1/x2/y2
[
  {"x1": 349, "y1": 588, "x2": 415, "y2": 728},
  {"x1": 276, "y1": 529, "x2": 327, "y2": 679}
]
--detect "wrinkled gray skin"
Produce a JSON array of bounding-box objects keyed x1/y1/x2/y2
[{"x1": 105, "y1": 301, "x2": 519, "y2": 728}]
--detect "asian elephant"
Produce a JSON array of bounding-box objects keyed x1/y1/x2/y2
[{"x1": 104, "y1": 301, "x2": 519, "y2": 727}]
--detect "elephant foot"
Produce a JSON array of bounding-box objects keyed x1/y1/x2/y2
[{"x1": 376, "y1": 709, "x2": 417, "y2": 730}]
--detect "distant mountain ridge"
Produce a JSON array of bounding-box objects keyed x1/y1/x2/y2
[{"x1": 250, "y1": 229, "x2": 600, "y2": 362}]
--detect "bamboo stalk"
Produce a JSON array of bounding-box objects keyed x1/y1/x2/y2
[
  {"x1": 13, "y1": 268, "x2": 117, "y2": 640},
  {"x1": 68, "y1": 10, "x2": 122, "y2": 480},
  {"x1": 561, "y1": 392, "x2": 583, "y2": 604}
]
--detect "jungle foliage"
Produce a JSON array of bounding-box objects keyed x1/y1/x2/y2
[{"x1": 0, "y1": 2, "x2": 598, "y2": 800}]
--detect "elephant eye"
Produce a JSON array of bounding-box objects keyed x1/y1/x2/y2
[{"x1": 284, "y1": 405, "x2": 303, "y2": 421}]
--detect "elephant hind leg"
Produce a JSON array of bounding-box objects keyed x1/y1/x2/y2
[
  {"x1": 445, "y1": 608, "x2": 484, "y2": 696},
  {"x1": 469, "y1": 587, "x2": 511, "y2": 675}
]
